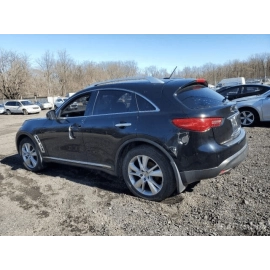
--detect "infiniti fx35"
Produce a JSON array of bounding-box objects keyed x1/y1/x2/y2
[{"x1": 16, "y1": 77, "x2": 248, "y2": 201}]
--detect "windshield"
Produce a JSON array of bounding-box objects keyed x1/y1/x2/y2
[{"x1": 21, "y1": 100, "x2": 34, "y2": 105}]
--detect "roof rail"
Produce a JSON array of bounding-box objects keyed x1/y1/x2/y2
[{"x1": 87, "y1": 76, "x2": 165, "y2": 88}]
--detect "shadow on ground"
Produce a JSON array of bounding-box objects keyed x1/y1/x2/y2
[
  {"x1": 0, "y1": 154, "x2": 131, "y2": 197},
  {"x1": 1, "y1": 154, "x2": 201, "y2": 204}
]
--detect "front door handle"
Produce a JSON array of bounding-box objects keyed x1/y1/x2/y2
[
  {"x1": 68, "y1": 125, "x2": 75, "y2": 140},
  {"x1": 115, "y1": 123, "x2": 132, "y2": 128}
]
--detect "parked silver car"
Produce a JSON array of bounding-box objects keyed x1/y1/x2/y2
[
  {"x1": 234, "y1": 90, "x2": 270, "y2": 126},
  {"x1": 4, "y1": 100, "x2": 41, "y2": 115}
]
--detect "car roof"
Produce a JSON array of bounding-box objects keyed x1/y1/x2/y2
[{"x1": 79, "y1": 77, "x2": 208, "y2": 96}]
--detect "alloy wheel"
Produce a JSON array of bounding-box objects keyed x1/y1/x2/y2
[
  {"x1": 128, "y1": 155, "x2": 163, "y2": 196},
  {"x1": 21, "y1": 142, "x2": 38, "y2": 169},
  {"x1": 240, "y1": 110, "x2": 255, "y2": 126}
]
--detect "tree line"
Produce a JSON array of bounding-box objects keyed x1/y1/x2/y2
[{"x1": 0, "y1": 48, "x2": 269, "y2": 99}]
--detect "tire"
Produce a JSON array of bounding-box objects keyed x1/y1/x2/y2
[
  {"x1": 122, "y1": 145, "x2": 176, "y2": 201},
  {"x1": 239, "y1": 109, "x2": 258, "y2": 127},
  {"x1": 19, "y1": 137, "x2": 45, "y2": 172},
  {"x1": 23, "y1": 109, "x2": 28, "y2": 115},
  {"x1": 6, "y1": 109, "x2": 11, "y2": 115}
]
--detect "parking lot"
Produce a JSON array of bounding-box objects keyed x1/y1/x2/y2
[{"x1": 0, "y1": 110, "x2": 269, "y2": 235}]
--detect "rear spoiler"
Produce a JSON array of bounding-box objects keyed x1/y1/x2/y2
[{"x1": 174, "y1": 78, "x2": 209, "y2": 95}]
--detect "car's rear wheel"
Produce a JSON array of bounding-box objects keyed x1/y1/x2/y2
[
  {"x1": 239, "y1": 108, "x2": 258, "y2": 126},
  {"x1": 19, "y1": 137, "x2": 45, "y2": 172},
  {"x1": 122, "y1": 145, "x2": 176, "y2": 201},
  {"x1": 6, "y1": 109, "x2": 11, "y2": 115},
  {"x1": 23, "y1": 109, "x2": 28, "y2": 115}
]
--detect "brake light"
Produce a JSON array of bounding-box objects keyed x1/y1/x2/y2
[
  {"x1": 172, "y1": 118, "x2": 223, "y2": 132},
  {"x1": 196, "y1": 78, "x2": 206, "y2": 83}
]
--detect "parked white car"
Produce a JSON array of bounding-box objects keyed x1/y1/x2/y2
[
  {"x1": 54, "y1": 97, "x2": 68, "y2": 109},
  {"x1": 0, "y1": 104, "x2": 6, "y2": 114},
  {"x1": 35, "y1": 101, "x2": 53, "y2": 110},
  {"x1": 4, "y1": 100, "x2": 41, "y2": 115}
]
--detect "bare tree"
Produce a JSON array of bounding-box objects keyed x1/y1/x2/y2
[
  {"x1": 0, "y1": 49, "x2": 30, "y2": 99},
  {"x1": 36, "y1": 50, "x2": 55, "y2": 96},
  {"x1": 55, "y1": 50, "x2": 74, "y2": 96}
]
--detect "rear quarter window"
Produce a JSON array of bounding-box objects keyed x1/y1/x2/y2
[{"x1": 176, "y1": 85, "x2": 225, "y2": 109}]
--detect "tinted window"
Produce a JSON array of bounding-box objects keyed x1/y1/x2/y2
[
  {"x1": 136, "y1": 95, "x2": 156, "y2": 111},
  {"x1": 21, "y1": 100, "x2": 33, "y2": 105},
  {"x1": 6, "y1": 101, "x2": 16, "y2": 106},
  {"x1": 176, "y1": 85, "x2": 225, "y2": 109},
  {"x1": 244, "y1": 86, "x2": 260, "y2": 93},
  {"x1": 61, "y1": 94, "x2": 91, "y2": 117},
  {"x1": 93, "y1": 90, "x2": 136, "y2": 115},
  {"x1": 220, "y1": 87, "x2": 240, "y2": 95}
]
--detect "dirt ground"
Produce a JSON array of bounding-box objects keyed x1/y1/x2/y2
[{"x1": 0, "y1": 110, "x2": 269, "y2": 236}]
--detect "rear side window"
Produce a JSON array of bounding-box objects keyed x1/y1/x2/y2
[
  {"x1": 136, "y1": 95, "x2": 156, "y2": 111},
  {"x1": 176, "y1": 85, "x2": 225, "y2": 109},
  {"x1": 93, "y1": 90, "x2": 136, "y2": 115},
  {"x1": 6, "y1": 101, "x2": 16, "y2": 106},
  {"x1": 220, "y1": 87, "x2": 240, "y2": 95}
]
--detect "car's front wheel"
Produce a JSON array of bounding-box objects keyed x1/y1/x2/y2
[
  {"x1": 239, "y1": 108, "x2": 258, "y2": 126},
  {"x1": 19, "y1": 137, "x2": 45, "y2": 172},
  {"x1": 6, "y1": 109, "x2": 11, "y2": 115},
  {"x1": 122, "y1": 145, "x2": 176, "y2": 201},
  {"x1": 23, "y1": 109, "x2": 28, "y2": 115}
]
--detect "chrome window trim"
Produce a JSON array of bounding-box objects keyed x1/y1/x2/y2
[{"x1": 92, "y1": 88, "x2": 160, "y2": 116}]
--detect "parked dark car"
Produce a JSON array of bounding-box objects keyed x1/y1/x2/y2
[
  {"x1": 217, "y1": 84, "x2": 270, "y2": 100},
  {"x1": 15, "y1": 77, "x2": 248, "y2": 201}
]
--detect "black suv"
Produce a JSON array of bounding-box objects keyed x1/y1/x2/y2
[
  {"x1": 217, "y1": 84, "x2": 270, "y2": 100},
  {"x1": 16, "y1": 77, "x2": 248, "y2": 201}
]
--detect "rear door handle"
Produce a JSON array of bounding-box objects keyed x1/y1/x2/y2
[{"x1": 115, "y1": 123, "x2": 132, "y2": 127}]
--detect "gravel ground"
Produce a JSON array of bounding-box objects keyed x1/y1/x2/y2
[{"x1": 0, "y1": 110, "x2": 269, "y2": 236}]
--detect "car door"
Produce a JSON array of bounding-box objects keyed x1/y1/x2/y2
[
  {"x1": 82, "y1": 89, "x2": 138, "y2": 170},
  {"x1": 261, "y1": 93, "x2": 270, "y2": 120},
  {"x1": 6, "y1": 101, "x2": 19, "y2": 113},
  {"x1": 40, "y1": 93, "x2": 93, "y2": 162}
]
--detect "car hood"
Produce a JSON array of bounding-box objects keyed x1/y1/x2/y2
[{"x1": 24, "y1": 104, "x2": 40, "y2": 108}]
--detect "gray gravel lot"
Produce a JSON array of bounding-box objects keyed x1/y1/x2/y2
[{"x1": 0, "y1": 110, "x2": 269, "y2": 235}]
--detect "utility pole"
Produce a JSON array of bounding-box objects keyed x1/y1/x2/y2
[{"x1": 264, "y1": 59, "x2": 267, "y2": 82}]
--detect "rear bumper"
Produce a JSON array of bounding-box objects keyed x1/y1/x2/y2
[{"x1": 179, "y1": 141, "x2": 248, "y2": 186}]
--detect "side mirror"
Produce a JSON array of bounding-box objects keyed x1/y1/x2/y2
[{"x1": 46, "y1": 110, "x2": 57, "y2": 120}]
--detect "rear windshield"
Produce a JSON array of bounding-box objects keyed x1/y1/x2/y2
[{"x1": 176, "y1": 85, "x2": 225, "y2": 109}]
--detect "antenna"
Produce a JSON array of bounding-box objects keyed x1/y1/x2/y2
[{"x1": 165, "y1": 66, "x2": 177, "y2": 79}]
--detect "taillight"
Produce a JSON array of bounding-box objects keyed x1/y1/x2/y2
[{"x1": 172, "y1": 117, "x2": 223, "y2": 132}]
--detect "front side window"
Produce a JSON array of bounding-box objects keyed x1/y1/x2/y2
[
  {"x1": 93, "y1": 90, "x2": 136, "y2": 115},
  {"x1": 60, "y1": 94, "x2": 91, "y2": 117},
  {"x1": 21, "y1": 100, "x2": 33, "y2": 106},
  {"x1": 244, "y1": 86, "x2": 260, "y2": 93}
]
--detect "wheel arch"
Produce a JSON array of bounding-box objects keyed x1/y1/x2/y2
[
  {"x1": 238, "y1": 106, "x2": 261, "y2": 121},
  {"x1": 115, "y1": 138, "x2": 186, "y2": 193},
  {"x1": 16, "y1": 132, "x2": 39, "y2": 154}
]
